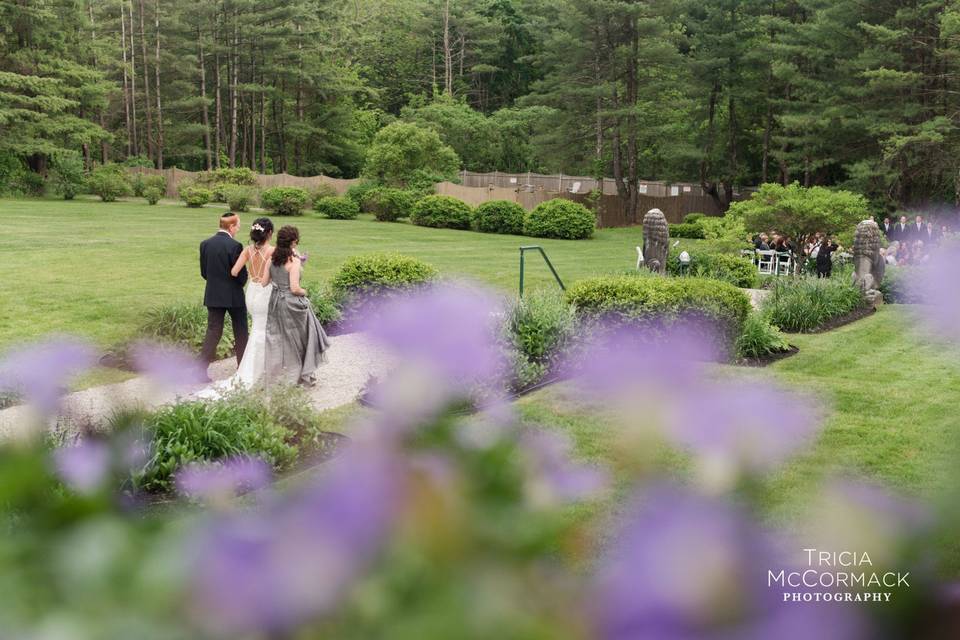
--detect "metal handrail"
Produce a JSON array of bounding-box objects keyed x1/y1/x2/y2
[{"x1": 519, "y1": 245, "x2": 566, "y2": 297}]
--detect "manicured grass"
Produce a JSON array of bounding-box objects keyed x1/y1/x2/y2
[
  {"x1": 517, "y1": 305, "x2": 960, "y2": 519},
  {"x1": 0, "y1": 196, "x2": 725, "y2": 350}
]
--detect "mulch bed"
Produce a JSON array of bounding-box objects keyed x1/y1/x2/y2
[
  {"x1": 735, "y1": 345, "x2": 800, "y2": 368},
  {"x1": 786, "y1": 305, "x2": 877, "y2": 335}
]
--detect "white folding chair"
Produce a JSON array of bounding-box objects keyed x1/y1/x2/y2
[
  {"x1": 569, "y1": 181, "x2": 582, "y2": 194},
  {"x1": 756, "y1": 250, "x2": 775, "y2": 275},
  {"x1": 775, "y1": 252, "x2": 792, "y2": 276},
  {"x1": 636, "y1": 246, "x2": 644, "y2": 270}
]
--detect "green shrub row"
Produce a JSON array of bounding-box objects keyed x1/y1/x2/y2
[
  {"x1": 668, "y1": 222, "x2": 706, "y2": 239},
  {"x1": 666, "y1": 250, "x2": 758, "y2": 288}
]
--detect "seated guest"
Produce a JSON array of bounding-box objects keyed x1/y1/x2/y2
[
  {"x1": 754, "y1": 232, "x2": 770, "y2": 250},
  {"x1": 897, "y1": 243, "x2": 911, "y2": 266},
  {"x1": 913, "y1": 240, "x2": 929, "y2": 263},
  {"x1": 816, "y1": 237, "x2": 840, "y2": 278},
  {"x1": 885, "y1": 241, "x2": 899, "y2": 265}
]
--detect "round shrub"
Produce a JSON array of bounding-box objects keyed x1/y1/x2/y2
[
  {"x1": 330, "y1": 253, "x2": 439, "y2": 301},
  {"x1": 345, "y1": 181, "x2": 380, "y2": 206},
  {"x1": 362, "y1": 187, "x2": 415, "y2": 222},
  {"x1": 684, "y1": 213, "x2": 706, "y2": 224},
  {"x1": 180, "y1": 185, "x2": 213, "y2": 208},
  {"x1": 474, "y1": 200, "x2": 525, "y2": 235},
  {"x1": 87, "y1": 165, "x2": 132, "y2": 202},
  {"x1": 566, "y1": 275, "x2": 752, "y2": 345},
  {"x1": 666, "y1": 251, "x2": 758, "y2": 288},
  {"x1": 48, "y1": 153, "x2": 85, "y2": 200},
  {"x1": 222, "y1": 184, "x2": 257, "y2": 212},
  {"x1": 669, "y1": 223, "x2": 706, "y2": 239},
  {"x1": 525, "y1": 199, "x2": 595, "y2": 240},
  {"x1": 143, "y1": 174, "x2": 167, "y2": 195},
  {"x1": 260, "y1": 186, "x2": 309, "y2": 216},
  {"x1": 131, "y1": 172, "x2": 146, "y2": 197},
  {"x1": 310, "y1": 184, "x2": 337, "y2": 206},
  {"x1": 143, "y1": 186, "x2": 162, "y2": 205},
  {"x1": 410, "y1": 195, "x2": 473, "y2": 230},
  {"x1": 315, "y1": 195, "x2": 360, "y2": 220}
]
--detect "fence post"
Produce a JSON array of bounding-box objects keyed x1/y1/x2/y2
[
  {"x1": 170, "y1": 167, "x2": 177, "y2": 198},
  {"x1": 559, "y1": 172, "x2": 563, "y2": 193}
]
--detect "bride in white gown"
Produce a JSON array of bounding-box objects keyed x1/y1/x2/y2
[{"x1": 196, "y1": 217, "x2": 274, "y2": 397}]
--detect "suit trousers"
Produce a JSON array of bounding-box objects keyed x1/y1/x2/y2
[{"x1": 200, "y1": 306, "x2": 249, "y2": 366}]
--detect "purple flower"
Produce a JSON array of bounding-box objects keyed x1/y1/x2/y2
[
  {"x1": 520, "y1": 428, "x2": 609, "y2": 505},
  {"x1": 53, "y1": 439, "x2": 112, "y2": 494},
  {"x1": 0, "y1": 337, "x2": 96, "y2": 414},
  {"x1": 360, "y1": 283, "x2": 506, "y2": 386},
  {"x1": 915, "y1": 245, "x2": 960, "y2": 343},
  {"x1": 671, "y1": 382, "x2": 821, "y2": 487},
  {"x1": 298, "y1": 251, "x2": 309, "y2": 264},
  {"x1": 176, "y1": 457, "x2": 272, "y2": 501},
  {"x1": 130, "y1": 341, "x2": 208, "y2": 388},
  {"x1": 593, "y1": 486, "x2": 865, "y2": 640},
  {"x1": 188, "y1": 442, "x2": 404, "y2": 635}
]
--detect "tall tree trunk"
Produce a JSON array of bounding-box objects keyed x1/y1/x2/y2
[
  {"x1": 273, "y1": 88, "x2": 286, "y2": 174},
  {"x1": 128, "y1": 0, "x2": 139, "y2": 156},
  {"x1": 214, "y1": 49, "x2": 222, "y2": 168},
  {"x1": 442, "y1": 0, "x2": 453, "y2": 95},
  {"x1": 625, "y1": 16, "x2": 639, "y2": 223},
  {"x1": 87, "y1": 3, "x2": 108, "y2": 163},
  {"x1": 198, "y1": 29, "x2": 212, "y2": 170},
  {"x1": 138, "y1": 0, "x2": 155, "y2": 166},
  {"x1": 249, "y1": 52, "x2": 256, "y2": 171},
  {"x1": 229, "y1": 12, "x2": 238, "y2": 168},
  {"x1": 259, "y1": 65, "x2": 266, "y2": 174},
  {"x1": 295, "y1": 23, "x2": 304, "y2": 174},
  {"x1": 762, "y1": 99, "x2": 772, "y2": 184},
  {"x1": 120, "y1": 0, "x2": 133, "y2": 156},
  {"x1": 154, "y1": 0, "x2": 163, "y2": 168}
]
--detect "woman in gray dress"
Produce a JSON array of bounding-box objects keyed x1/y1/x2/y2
[{"x1": 263, "y1": 226, "x2": 329, "y2": 386}]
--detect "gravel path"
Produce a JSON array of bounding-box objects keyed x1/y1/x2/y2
[
  {"x1": 745, "y1": 288, "x2": 769, "y2": 309},
  {"x1": 0, "y1": 332, "x2": 395, "y2": 441}
]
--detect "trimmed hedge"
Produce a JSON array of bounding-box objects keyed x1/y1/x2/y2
[
  {"x1": 760, "y1": 277, "x2": 866, "y2": 333},
  {"x1": 411, "y1": 195, "x2": 473, "y2": 230},
  {"x1": 525, "y1": 199, "x2": 595, "y2": 240},
  {"x1": 330, "y1": 253, "x2": 439, "y2": 301},
  {"x1": 180, "y1": 185, "x2": 213, "y2": 208},
  {"x1": 362, "y1": 187, "x2": 415, "y2": 222},
  {"x1": 260, "y1": 186, "x2": 309, "y2": 216},
  {"x1": 666, "y1": 250, "x2": 758, "y2": 288},
  {"x1": 474, "y1": 200, "x2": 525, "y2": 235},
  {"x1": 315, "y1": 195, "x2": 360, "y2": 220},
  {"x1": 683, "y1": 213, "x2": 706, "y2": 224},
  {"x1": 566, "y1": 275, "x2": 752, "y2": 342},
  {"x1": 668, "y1": 222, "x2": 706, "y2": 239}
]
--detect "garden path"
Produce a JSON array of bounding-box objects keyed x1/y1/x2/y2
[{"x1": 0, "y1": 332, "x2": 395, "y2": 441}]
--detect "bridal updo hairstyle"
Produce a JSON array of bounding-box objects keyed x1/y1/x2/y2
[
  {"x1": 249, "y1": 217, "x2": 274, "y2": 245},
  {"x1": 272, "y1": 225, "x2": 300, "y2": 266}
]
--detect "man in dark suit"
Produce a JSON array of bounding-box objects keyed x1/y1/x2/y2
[
  {"x1": 891, "y1": 215, "x2": 909, "y2": 241},
  {"x1": 911, "y1": 215, "x2": 925, "y2": 240},
  {"x1": 881, "y1": 217, "x2": 893, "y2": 238},
  {"x1": 199, "y1": 212, "x2": 248, "y2": 375}
]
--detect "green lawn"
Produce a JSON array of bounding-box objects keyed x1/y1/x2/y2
[
  {"x1": 517, "y1": 305, "x2": 960, "y2": 520},
  {"x1": 0, "y1": 196, "x2": 704, "y2": 350}
]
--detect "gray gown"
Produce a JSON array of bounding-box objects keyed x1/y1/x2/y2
[{"x1": 264, "y1": 262, "x2": 329, "y2": 386}]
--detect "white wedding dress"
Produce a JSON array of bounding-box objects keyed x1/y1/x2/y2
[{"x1": 196, "y1": 246, "x2": 273, "y2": 398}]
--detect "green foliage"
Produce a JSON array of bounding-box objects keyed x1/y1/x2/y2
[
  {"x1": 504, "y1": 289, "x2": 577, "y2": 367},
  {"x1": 699, "y1": 213, "x2": 748, "y2": 244},
  {"x1": 310, "y1": 183, "x2": 337, "y2": 206},
  {"x1": 260, "y1": 186, "x2": 309, "y2": 216},
  {"x1": 669, "y1": 222, "x2": 706, "y2": 239},
  {"x1": 136, "y1": 396, "x2": 298, "y2": 493},
  {"x1": 362, "y1": 187, "x2": 415, "y2": 222},
  {"x1": 315, "y1": 195, "x2": 360, "y2": 220},
  {"x1": 302, "y1": 281, "x2": 343, "y2": 326},
  {"x1": 410, "y1": 194, "x2": 473, "y2": 230},
  {"x1": 48, "y1": 153, "x2": 84, "y2": 200},
  {"x1": 736, "y1": 312, "x2": 791, "y2": 359},
  {"x1": 222, "y1": 184, "x2": 257, "y2": 212},
  {"x1": 474, "y1": 199, "x2": 525, "y2": 235},
  {"x1": 730, "y1": 183, "x2": 869, "y2": 250},
  {"x1": 86, "y1": 165, "x2": 131, "y2": 202},
  {"x1": 879, "y1": 268, "x2": 923, "y2": 304},
  {"x1": 180, "y1": 185, "x2": 213, "y2": 208},
  {"x1": 683, "y1": 213, "x2": 706, "y2": 224},
  {"x1": 139, "y1": 303, "x2": 234, "y2": 359},
  {"x1": 122, "y1": 155, "x2": 154, "y2": 168},
  {"x1": 345, "y1": 180, "x2": 381, "y2": 206},
  {"x1": 330, "y1": 253, "x2": 439, "y2": 301},
  {"x1": 761, "y1": 277, "x2": 867, "y2": 333},
  {"x1": 143, "y1": 187, "x2": 162, "y2": 205},
  {"x1": 566, "y1": 275, "x2": 752, "y2": 342},
  {"x1": 362, "y1": 122, "x2": 460, "y2": 187},
  {"x1": 666, "y1": 251, "x2": 758, "y2": 288},
  {"x1": 524, "y1": 199, "x2": 595, "y2": 240}
]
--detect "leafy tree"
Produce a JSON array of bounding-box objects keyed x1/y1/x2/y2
[
  {"x1": 48, "y1": 152, "x2": 85, "y2": 199},
  {"x1": 362, "y1": 122, "x2": 460, "y2": 187}
]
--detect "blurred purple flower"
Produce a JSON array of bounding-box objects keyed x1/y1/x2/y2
[
  {"x1": 189, "y1": 442, "x2": 404, "y2": 635},
  {"x1": 53, "y1": 439, "x2": 111, "y2": 494},
  {"x1": 0, "y1": 337, "x2": 96, "y2": 414},
  {"x1": 130, "y1": 341, "x2": 208, "y2": 387},
  {"x1": 915, "y1": 245, "x2": 960, "y2": 342},
  {"x1": 520, "y1": 428, "x2": 608, "y2": 505},
  {"x1": 176, "y1": 457, "x2": 272, "y2": 501},
  {"x1": 298, "y1": 251, "x2": 309, "y2": 264},
  {"x1": 593, "y1": 486, "x2": 864, "y2": 640},
  {"x1": 671, "y1": 382, "x2": 821, "y2": 482}
]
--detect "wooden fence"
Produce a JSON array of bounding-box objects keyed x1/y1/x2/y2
[
  {"x1": 130, "y1": 167, "x2": 360, "y2": 199},
  {"x1": 458, "y1": 170, "x2": 735, "y2": 199}
]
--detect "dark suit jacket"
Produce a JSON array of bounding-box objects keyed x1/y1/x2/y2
[
  {"x1": 912, "y1": 223, "x2": 925, "y2": 240},
  {"x1": 200, "y1": 231, "x2": 248, "y2": 308},
  {"x1": 882, "y1": 223, "x2": 892, "y2": 238},
  {"x1": 892, "y1": 223, "x2": 908, "y2": 240}
]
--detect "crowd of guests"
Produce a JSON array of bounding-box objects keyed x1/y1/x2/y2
[
  {"x1": 881, "y1": 215, "x2": 951, "y2": 266},
  {"x1": 752, "y1": 231, "x2": 842, "y2": 277}
]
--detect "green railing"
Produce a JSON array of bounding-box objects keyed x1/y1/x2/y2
[{"x1": 518, "y1": 245, "x2": 566, "y2": 298}]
